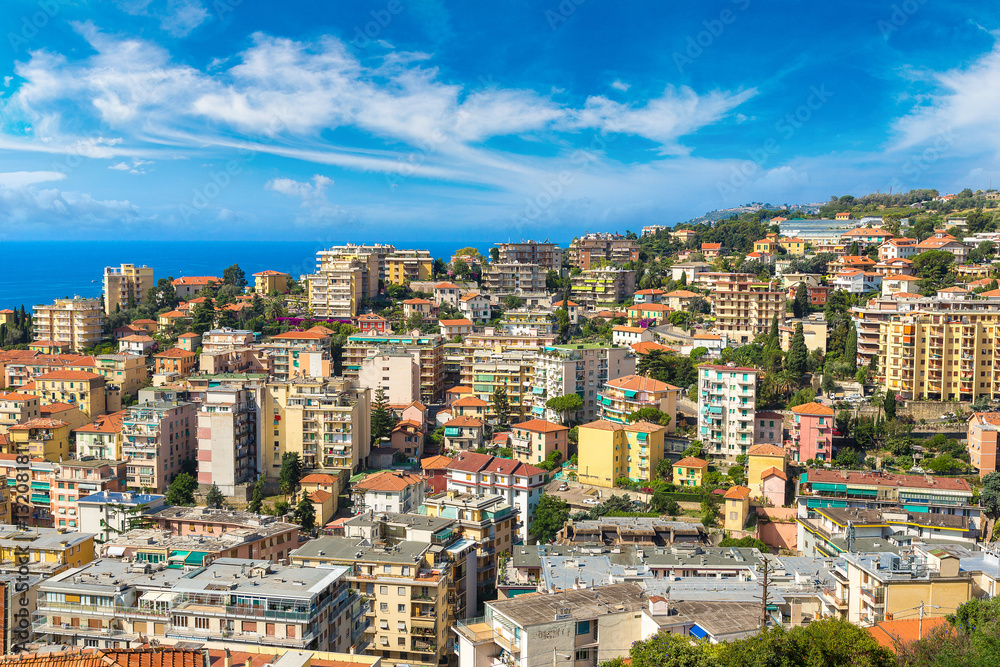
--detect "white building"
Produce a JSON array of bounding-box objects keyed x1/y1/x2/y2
[
  {"x1": 611, "y1": 326, "x2": 653, "y2": 347},
  {"x1": 351, "y1": 470, "x2": 426, "y2": 514},
  {"x1": 196, "y1": 385, "x2": 258, "y2": 496},
  {"x1": 358, "y1": 348, "x2": 421, "y2": 405},
  {"x1": 697, "y1": 364, "x2": 758, "y2": 461},
  {"x1": 531, "y1": 344, "x2": 636, "y2": 423},
  {"x1": 446, "y1": 452, "x2": 547, "y2": 541},
  {"x1": 832, "y1": 270, "x2": 882, "y2": 294},
  {"x1": 77, "y1": 491, "x2": 167, "y2": 543},
  {"x1": 458, "y1": 293, "x2": 492, "y2": 323}
]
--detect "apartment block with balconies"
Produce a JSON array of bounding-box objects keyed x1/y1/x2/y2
[
  {"x1": 103, "y1": 264, "x2": 154, "y2": 315},
  {"x1": 494, "y1": 241, "x2": 562, "y2": 271},
  {"x1": 196, "y1": 386, "x2": 258, "y2": 496},
  {"x1": 598, "y1": 374, "x2": 678, "y2": 431},
  {"x1": 122, "y1": 400, "x2": 196, "y2": 492},
  {"x1": 570, "y1": 269, "x2": 637, "y2": 309},
  {"x1": 697, "y1": 364, "x2": 758, "y2": 461},
  {"x1": 307, "y1": 259, "x2": 364, "y2": 319},
  {"x1": 385, "y1": 250, "x2": 433, "y2": 286},
  {"x1": 481, "y1": 262, "x2": 546, "y2": 293},
  {"x1": 529, "y1": 344, "x2": 635, "y2": 423},
  {"x1": 345, "y1": 333, "x2": 444, "y2": 404},
  {"x1": 712, "y1": 280, "x2": 786, "y2": 345},
  {"x1": 32, "y1": 298, "x2": 105, "y2": 352},
  {"x1": 577, "y1": 419, "x2": 665, "y2": 487}
]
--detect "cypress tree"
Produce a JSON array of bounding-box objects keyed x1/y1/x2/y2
[
  {"x1": 787, "y1": 323, "x2": 808, "y2": 379},
  {"x1": 844, "y1": 322, "x2": 858, "y2": 372},
  {"x1": 793, "y1": 282, "x2": 810, "y2": 319},
  {"x1": 884, "y1": 391, "x2": 897, "y2": 421}
]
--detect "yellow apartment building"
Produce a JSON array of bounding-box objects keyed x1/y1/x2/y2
[
  {"x1": 577, "y1": 419, "x2": 665, "y2": 487},
  {"x1": 32, "y1": 298, "x2": 104, "y2": 352},
  {"x1": 779, "y1": 237, "x2": 807, "y2": 255},
  {"x1": 385, "y1": 250, "x2": 433, "y2": 285},
  {"x1": 267, "y1": 377, "x2": 371, "y2": 477},
  {"x1": 0, "y1": 392, "x2": 41, "y2": 433},
  {"x1": 345, "y1": 333, "x2": 445, "y2": 404},
  {"x1": 307, "y1": 258, "x2": 363, "y2": 319},
  {"x1": 880, "y1": 312, "x2": 1000, "y2": 401},
  {"x1": 31, "y1": 370, "x2": 107, "y2": 418},
  {"x1": 7, "y1": 418, "x2": 71, "y2": 461},
  {"x1": 102, "y1": 263, "x2": 154, "y2": 315},
  {"x1": 0, "y1": 524, "x2": 95, "y2": 573},
  {"x1": 252, "y1": 269, "x2": 290, "y2": 294},
  {"x1": 88, "y1": 354, "x2": 149, "y2": 400},
  {"x1": 598, "y1": 374, "x2": 679, "y2": 432},
  {"x1": 723, "y1": 485, "x2": 751, "y2": 530},
  {"x1": 746, "y1": 444, "x2": 788, "y2": 497}
]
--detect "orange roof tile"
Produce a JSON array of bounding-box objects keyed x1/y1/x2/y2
[
  {"x1": 748, "y1": 444, "x2": 786, "y2": 457},
  {"x1": 74, "y1": 411, "x2": 125, "y2": 434},
  {"x1": 444, "y1": 415, "x2": 485, "y2": 427},
  {"x1": 37, "y1": 370, "x2": 103, "y2": 381},
  {"x1": 512, "y1": 419, "x2": 569, "y2": 434},
  {"x1": 300, "y1": 473, "x2": 338, "y2": 485},
  {"x1": 440, "y1": 319, "x2": 474, "y2": 326},
  {"x1": 605, "y1": 374, "x2": 678, "y2": 392},
  {"x1": 631, "y1": 341, "x2": 674, "y2": 355},
  {"x1": 724, "y1": 485, "x2": 751, "y2": 500},
  {"x1": 9, "y1": 418, "x2": 68, "y2": 430},
  {"x1": 761, "y1": 466, "x2": 787, "y2": 481},
  {"x1": 453, "y1": 396, "x2": 488, "y2": 407},
  {"x1": 155, "y1": 347, "x2": 196, "y2": 359},
  {"x1": 252, "y1": 270, "x2": 289, "y2": 276},
  {"x1": 41, "y1": 402, "x2": 77, "y2": 414},
  {"x1": 271, "y1": 330, "x2": 328, "y2": 340},
  {"x1": 867, "y1": 618, "x2": 948, "y2": 651},
  {"x1": 310, "y1": 490, "x2": 333, "y2": 502},
  {"x1": 353, "y1": 470, "x2": 424, "y2": 492},
  {"x1": 421, "y1": 454, "x2": 454, "y2": 470},
  {"x1": 119, "y1": 334, "x2": 156, "y2": 342},
  {"x1": 674, "y1": 457, "x2": 709, "y2": 469},
  {"x1": 790, "y1": 402, "x2": 834, "y2": 416},
  {"x1": 172, "y1": 276, "x2": 220, "y2": 285}
]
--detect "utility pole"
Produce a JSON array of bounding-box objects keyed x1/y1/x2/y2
[
  {"x1": 757, "y1": 557, "x2": 772, "y2": 629},
  {"x1": 918, "y1": 601, "x2": 924, "y2": 640}
]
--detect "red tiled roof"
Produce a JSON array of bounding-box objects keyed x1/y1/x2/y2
[
  {"x1": 0, "y1": 392, "x2": 37, "y2": 401},
  {"x1": 631, "y1": 341, "x2": 675, "y2": 355},
  {"x1": 440, "y1": 319, "x2": 474, "y2": 326},
  {"x1": 724, "y1": 485, "x2": 751, "y2": 500},
  {"x1": 701, "y1": 243, "x2": 722, "y2": 250},
  {"x1": 444, "y1": 415, "x2": 484, "y2": 427},
  {"x1": 353, "y1": 470, "x2": 424, "y2": 492},
  {"x1": 512, "y1": 419, "x2": 569, "y2": 434},
  {"x1": 453, "y1": 396, "x2": 488, "y2": 407},
  {"x1": 402, "y1": 298, "x2": 432, "y2": 305},
  {"x1": 74, "y1": 411, "x2": 125, "y2": 434},
  {"x1": 310, "y1": 490, "x2": 333, "y2": 502},
  {"x1": 447, "y1": 451, "x2": 546, "y2": 477},
  {"x1": 674, "y1": 457, "x2": 709, "y2": 469},
  {"x1": 761, "y1": 466, "x2": 787, "y2": 481},
  {"x1": 41, "y1": 402, "x2": 77, "y2": 414},
  {"x1": 806, "y1": 468, "x2": 972, "y2": 492},
  {"x1": 748, "y1": 444, "x2": 786, "y2": 457},
  {"x1": 300, "y1": 473, "x2": 338, "y2": 485},
  {"x1": 37, "y1": 370, "x2": 103, "y2": 381},
  {"x1": 421, "y1": 455, "x2": 453, "y2": 470},
  {"x1": 253, "y1": 270, "x2": 289, "y2": 276},
  {"x1": 434, "y1": 282, "x2": 461, "y2": 289},
  {"x1": 867, "y1": 618, "x2": 948, "y2": 652},
  {"x1": 790, "y1": 402, "x2": 834, "y2": 416},
  {"x1": 119, "y1": 334, "x2": 156, "y2": 342},
  {"x1": 172, "y1": 276, "x2": 220, "y2": 285},
  {"x1": 9, "y1": 418, "x2": 68, "y2": 430},
  {"x1": 0, "y1": 648, "x2": 205, "y2": 667},
  {"x1": 271, "y1": 330, "x2": 327, "y2": 340},
  {"x1": 154, "y1": 347, "x2": 196, "y2": 359},
  {"x1": 605, "y1": 374, "x2": 678, "y2": 392}
]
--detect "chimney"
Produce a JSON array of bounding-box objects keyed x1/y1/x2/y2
[
  {"x1": 224, "y1": 650, "x2": 232, "y2": 667},
  {"x1": 245, "y1": 658, "x2": 253, "y2": 667}
]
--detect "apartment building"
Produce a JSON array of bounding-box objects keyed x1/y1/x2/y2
[
  {"x1": 352, "y1": 471, "x2": 426, "y2": 514},
  {"x1": 6, "y1": 418, "x2": 71, "y2": 461},
  {"x1": 0, "y1": 526, "x2": 95, "y2": 575},
  {"x1": 292, "y1": 536, "x2": 455, "y2": 667},
  {"x1": 788, "y1": 401, "x2": 834, "y2": 463},
  {"x1": 103, "y1": 264, "x2": 154, "y2": 315},
  {"x1": 76, "y1": 490, "x2": 166, "y2": 543},
  {"x1": 50, "y1": 459, "x2": 125, "y2": 531},
  {"x1": 577, "y1": 419, "x2": 665, "y2": 487},
  {"x1": 672, "y1": 456, "x2": 708, "y2": 487},
  {"x1": 359, "y1": 348, "x2": 421, "y2": 405},
  {"x1": 509, "y1": 419, "x2": 568, "y2": 465},
  {"x1": 968, "y1": 412, "x2": 1000, "y2": 477},
  {"x1": 713, "y1": 280, "x2": 787, "y2": 344},
  {"x1": 90, "y1": 353, "x2": 149, "y2": 400},
  {"x1": 34, "y1": 557, "x2": 355, "y2": 652},
  {"x1": 530, "y1": 344, "x2": 635, "y2": 423},
  {"x1": 0, "y1": 391, "x2": 39, "y2": 432},
  {"x1": 568, "y1": 233, "x2": 640, "y2": 269},
  {"x1": 196, "y1": 386, "x2": 258, "y2": 496},
  {"x1": 570, "y1": 268, "x2": 637, "y2": 308},
  {"x1": 154, "y1": 347, "x2": 198, "y2": 377},
  {"x1": 253, "y1": 270, "x2": 290, "y2": 295},
  {"x1": 385, "y1": 250, "x2": 433, "y2": 285},
  {"x1": 122, "y1": 400, "x2": 197, "y2": 492},
  {"x1": 149, "y1": 507, "x2": 299, "y2": 561},
  {"x1": 259, "y1": 330, "x2": 334, "y2": 381},
  {"x1": 345, "y1": 333, "x2": 444, "y2": 403},
  {"x1": 32, "y1": 298, "x2": 104, "y2": 352},
  {"x1": 267, "y1": 377, "x2": 371, "y2": 474},
  {"x1": 481, "y1": 262, "x2": 546, "y2": 293},
  {"x1": 598, "y1": 374, "x2": 679, "y2": 431},
  {"x1": 446, "y1": 452, "x2": 547, "y2": 541},
  {"x1": 317, "y1": 243, "x2": 397, "y2": 290},
  {"x1": 697, "y1": 364, "x2": 759, "y2": 461},
  {"x1": 462, "y1": 349, "x2": 535, "y2": 422},
  {"x1": 457, "y1": 293, "x2": 492, "y2": 323},
  {"x1": 0, "y1": 456, "x2": 56, "y2": 526},
  {"x1": 494, "y1": 241, "x2": 562, "y2": 271},
  {"x1": 500, "y1": 310, "x2": 556, "y2": 336},
  {"x1": 308, "y1": 258, "x2": 364, "y2": 318}
]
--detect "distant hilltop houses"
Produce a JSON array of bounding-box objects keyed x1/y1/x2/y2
[{"x1": 5, "y1": 190, "x2": 1000, "y2": 662}]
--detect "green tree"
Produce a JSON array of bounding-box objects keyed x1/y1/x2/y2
[
  {"x1": 205, "y1": 483, "x2": 225, "y2": 509},
  {"x1": 626, "y1": 406, "x2": 671, "y2": 427},
  {"x1": 278, "y1": 452, "x2": 302, "y2": 496},
  {"x1": 294, "y1": 495, "x2": 316, "y2": 532},
  {"x1": 529, "y1": 495, "x2": 568, "y2": 543},
  {"x1": 166, "y1": 473, "x2": 197, "y2": 506},
  {"x1": 982, "y1": 471, "x2": 1000, "y2": 518},
  {"x1": 190, "y1": 299, "x2": 216, "y2": 335},
  {"x1": 786, "y1": 322, "x2": 808, "y2": 380},
  {"x1": 913, "y1": 249, "x2": 956, "y2": 295},
  {"x1": 844, "y1": 321, "x2": 858, "y2": 372},
  {"x1": 655, "y1": 458, "x2": 673, "y2": 481},
  {"x1": 248, "y1": 478, "x2": 265, "y2": 514},
  {"x1": 883, "y1": 390, "x2": 897, "y2": 421},
  {"x1": 371, "y1": 387, "x2": 396, "y2": 443},
  {"x1": 223, "y1": 263, "x2": 248, "y2": 288},
  {"x1": 682, "y1": 440, "x2": 703, "y2": 458},
  {"x1": 491, "y1": 386, "x2": 511, "y2": 427},
  {"x1": 927, "y1": 453, "x2": 959, "y2": 474},
  {"x1": 546, "y1": 393, "x2": 583, "y2": 424},
  {"x1": 793, "y1": 282, "x2": 810, "y2": 319}
]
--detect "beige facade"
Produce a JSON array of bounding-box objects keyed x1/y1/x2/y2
[
  {"x1": 570, "y1": 269, "x2": 637, "y2": 308},
  {"x1": 33, "y1": 298, "x2": 105, "y2": 352},
  {"x1": 103, "y1": 264, "x2": 154, "y2": 315},
  {"x1": 359, "y1": 348, "x2": 421, "y2": 406},
  {"x1": 385, "y1": 250, "x2": 433, "y2": 285},
  {"x1": 495, "y1": 241, "x2": 562, "y2": 271},
  {"x1": 713, "y1": 279, "x2": 787, "y2": 344},
  {"x1": 345, "y1": 333, "x2": 445, "y2": 404},
  {"x1": 481, "y1": 262, "x2": 546, "y2": 293},
  {"x1": 308, "y1": 258, "x2": 363, "y2": 318}
]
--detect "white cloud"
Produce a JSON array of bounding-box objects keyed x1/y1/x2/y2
[
  {"x1": 266, "y1": 174, "x2": 333, "y2": 199},
  {"x1": 611, "y1": 79, "x2": 630, "y2": 92},
  {"x1": 0, "y1": 171, "x2": 65, "y2": 187},
  {"x1": 114, "y1": 0, "x2": 210, "y2": 37}
]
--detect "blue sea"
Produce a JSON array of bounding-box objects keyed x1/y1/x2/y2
[{"x1": 0, "y1": 240, "x2": 507, "y2": 312}]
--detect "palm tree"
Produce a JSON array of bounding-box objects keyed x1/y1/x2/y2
[
  {"x1": 264, "y1": 297, "x2": 286, "y2": 322},
  {"x1": 766, "y1": 370, "x2": 799, "y2": 400}
]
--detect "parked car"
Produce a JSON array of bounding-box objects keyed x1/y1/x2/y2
[
  {"x1": 833, "y1": 429, "x2": 844, "y2": 437},
  {"x1": 558, "y1": 483, "x2": 569, "y2": 491}
]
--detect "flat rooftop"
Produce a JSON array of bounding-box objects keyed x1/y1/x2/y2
[
  {"x1": 489, "y1": 582, "x2": 645, "y2": 627},
  {"x1": 292, "y1": 536, "x2": 429, "y2": 564}
]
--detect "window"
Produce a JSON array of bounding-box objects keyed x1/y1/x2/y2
[
  {"x1": 398, "y1": 587, "x2": 406, "y2": 596},
  {"x1": 195, "y1": 617, "x2": 210, "y2": 630},
  {"x1": 398, "y1": 604, "x2": 406, "y2": 613},
  {"x1": 398, "y1": 637, "x2": 406, "y2": 646},
  {"x1": 730, "y1": 512, "x2": 737, "y2": 520},
  {"x1": 380, "y1": 603, "x2": 388, "y2": 612},
  {"x1": 380, "y1": 586, "x2": 388, "y2": 595},
  {"x1": 173, "y1": 616, "x2": 188, "y2": 627},
  {"x1": 576, "y1": 651, "x2": 591, "y2": 661},
  {"x1": 576, "y1": 620, "x2": 590, "y2": 635}
]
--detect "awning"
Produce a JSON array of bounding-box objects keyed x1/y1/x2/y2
[
  {"x1": 624, "y1": 390, "x2": 638, "y2": 398},
  {"x1": 689, "y1": 624, "x2": 708, "y2": 639},
  {"x1": 185, "y1": 551, "x2": 210, "y2": 565},
  {"x1": 168, "y1": 550, "x2": 191, "y2": 562},
  {"x1": 106, "y1": 546, "x2": 127, "y2": 557}
]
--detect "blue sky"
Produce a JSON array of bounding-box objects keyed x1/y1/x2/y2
[{"x1": 2, "y1": 0, "x2": 1000, "y2": 241}]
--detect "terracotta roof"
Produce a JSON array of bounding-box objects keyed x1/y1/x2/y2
[
  {"x1": 434, "y1": 282, "x2": 461, "y2": 289},
  {"x1": 631, "y1": 341, "x2": 675, "y2": 355},
  {"x1": 447, "y1": 451, "x2": 546, "y2": 477},
  {"x1": 9, "y1": 418, "x2": 68, "y2": 430},
  {"x1": 74, "y1": 411, "x2": 125, "y2": 434},
  {"x1": 402, "y1": 298, "x2": 432, "y2": 305},
  {"x1": 664, "y1": 290, "x2": 700, "y2": 298},
  {"x1": 357, "y1": 314, "x2": 386, "y2": 321},
  {"x1": 252, "y1": 270, "x2": 289, "y2": 276},
  {"x1": 893, "y1": 292, "x2": 925, "y2": 298},
  {"x1": 444, "y1": 415, "x2": 484, "y2": 427},
  {"x1": 701, "y1": 243, "x2": 722, "y2": 250},
  {"x1": 674, "y1": 457, "x2": 709, "y2": 469},
  {"x1": 761, "y1": 466, "x2": 787, "y2": 481},
  {"x1": 271, "y1": 330, "x2": 327, "y2": 340},
  {"x1": 392, "y1": 419, "x2": 423, "y2": 433},
  {"x1": 353, "y1": 470, "x2": 424, "y2": 492},
  {"x1": 421, "y1": 455, "x2": 454, "y2": 470},
  {"x1": 41, "y1": 402, "x2": 77, "y2": 414},
  {"x1": 178, "y1": 332, "x2": 200, "y2": 338},
  {"x1": 453, "y1": 396, "x2": 488, "y2": 407},
  {"x1": 552, "y1": 300, "x2": 579, "y2": 307},
  {"x1": 440, "y1": 319, "x2": 474, "y2": 326},
  {"x1": 512, "y1": 419, "x2": 569, "y2": 434},
  {"x1": 579, "y1": 419, "x2": 625, "y2": 432},
  {"x1": 605, "y1": 374, "x2": 677, "y2": 392},
  {"x1": 154, "y1": 347, "x2": 195, "y2": 359},
  {"x1": 0, "y1": 648, "x2": 205, "y2": 667},
  {"x1": 37, "y1": 370, "x2": 103, "y2": 381},
  {"x1": 172, "y1": 276, "x2": 220, "y2": 285},
  {"x1": 0, "y1": 392, "x2": 36, "y2": 401},
  {"x1": 692, "y1": 333, "x2": 722, "y2": 340},
  {"x1": 806, "y1": 468, "x2": 972, "y2": 492},
  {"x1": 790, "y1": 401, "x2": 834, "y2": 416},
  {"x1": 724, "y1": 485, "x2": 751, "y2": 500},
  {"x1": 131, "y1": 319, "x2": 157, "y2": 325},
  {"x1": 119, "y1": 334, "x2": 156, "y2": 342},
  {"x1": 0, "y1": 309, "x2": 14, "y2": 314},
  {"x1": 748, "y1": 444, "x2": 786, "y2": 457},
  {"x1": 938, "y1": 286, "x2": 968, "y2": 293},
  {"x1": 446, "y1": 386, "x2": 473, "y2": 395},
  {"x1": 634, "y1": 289, "x2": 666, "y2": 295},
  {"x1": 300, "y1": 473, "x2": 338, "y2": 485},
  {"x1": 843, "y1": 227, "x2": 891, "y2": 236},
  {"x1": 867, "y1": 617, "x2": 949, "y2": 651},
  {"x1": 159, "y1": 310, "x2": 187, "y2": 318},
  {"x1": 612, "y1": 326, "x2": 648, "y2": 333},
  {"x1": 700, "y1": 364, "x2": 756, "y2": 372},
  {"x1": 309, "y1": 490, "x2": 333, "y2": 502},
  {"x1": 460, "y1": 293, "x2": 486, "y2": 302}
]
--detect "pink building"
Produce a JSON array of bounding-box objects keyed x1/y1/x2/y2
[
  {"x1": 51, "y1": 459, "x2": 126, "y2": 530},
  {"x1": 150, "y1": 506, "x2": 300, "y2": 563},
  {"x1": 761, "y1": 467, "x2": 787, "y2": 507},
  {"x1": 789, "y1": 402, "x2": 834, "y2": 462}
]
